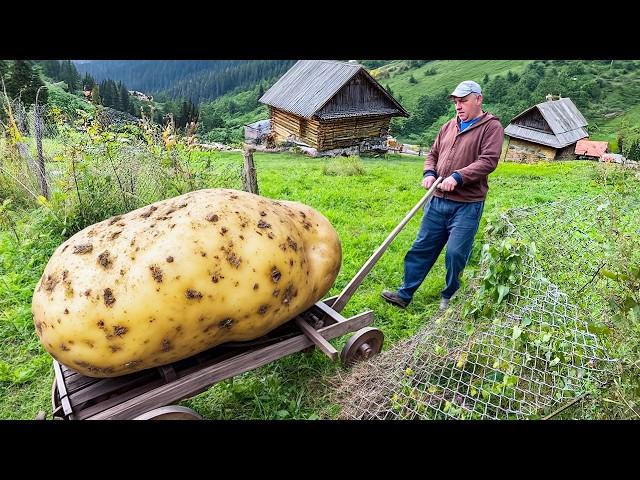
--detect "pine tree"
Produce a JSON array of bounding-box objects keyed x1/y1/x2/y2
[
  {"x1": 99, "y1": 80, "x2": 113, "y2": 107},
  {"x1": 6, "y1": 60, "x2": 32, "y2": 98},
  {"x1": 38, "y1": 60, "x2": 61, "y2": 81},
  {"x1": 1, "y1": 60, "x2": 10, "y2": 81},
  {"x1": 91, "y1": 85, "x2": 101, "y2": 104},
  {"x1": 5, "y1": 60, "x2": 46, "y2": 104},
  {"x1": 111, "y1": 81, "x2": 122, "y2": 111},
  {"x1": 119, "y1": 84, "x2": 130, "y2": 113},
  {"x1": 83, "y1": 73, "x2": 96, "y2": 90},
  {"x1": 60, "y1": 60, "x2": 80, "y2": 92},
  {"x1": 257, "y1": 83, "x2": 264, "y2": 102}
]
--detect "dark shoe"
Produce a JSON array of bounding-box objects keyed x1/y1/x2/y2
[
  {"x1": 439, "y1": 297, "x2": 450, "y2": 311},
  {"x1": 381, "y1": 290, "x2": 409, "y2": 309}
]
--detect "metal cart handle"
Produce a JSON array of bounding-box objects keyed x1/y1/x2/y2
[{"x1": 330, "y1": 176, "x2": 443, "y2": 313}]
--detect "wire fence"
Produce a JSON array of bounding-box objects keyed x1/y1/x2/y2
[
  {"x1": 1, "y1": 98, "x2": 245, "y2": 234},
  {"x1": 336, "y1": 194, "x2": 639, "y2": 419}
]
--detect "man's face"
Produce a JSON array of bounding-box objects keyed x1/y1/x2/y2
[{"x1": 452, "y1": 93, "x2": 483, "y2": 122}]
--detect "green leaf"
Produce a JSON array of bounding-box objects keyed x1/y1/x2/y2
[
  {"x1": 497, "y1": 285, "x2": 510, "y2": 304},
  {"x1": 521, "y1": 317, "x2": 532, "y2": 327},
  {"x1": 463, "y1": 322, "x2": 476, "y2": 336},
  {"x1": 512, "y1": 325, "x2": 522, "y2": 340},
  {"x1": 587, "y1": 323, "x2": 612, "y2": 336},
  {"x1": 622, "y1": 296, "x2": 638, "y2": 311},
  {"x1": 549, "y1": 357, "x2": 560, "y2": 367},
  {"x1": 600, "y1": 269, "x2": 620, "y2": 281}
]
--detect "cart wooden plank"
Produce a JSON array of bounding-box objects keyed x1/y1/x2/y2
[
  {"x1": 294, "y1": 316, "x2": 338, "y2": 360},
  {"x1": 69, "y1": 370, "x2": 158, "y2": 406},
  {"x1": 87, "y1": 310, "x2": 373, "y2": 419}
]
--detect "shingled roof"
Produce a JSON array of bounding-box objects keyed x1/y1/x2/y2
[
  {"x1": 505, "y1": 98, "x2": 588, "y2": 148},
  {"x1": 259, "y1": 60, "x2": 408, "y2": 120}
]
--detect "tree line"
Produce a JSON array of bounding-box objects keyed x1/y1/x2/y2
[
  {"x1": 75, "y1": 60, "x2": 295, "y2": 104},
  {"x1": 392, "y1": 60, "x2": 640, "y2": 149},
  {"x1": 1, "y1": 60, "x2": 48, "y2": 105}
]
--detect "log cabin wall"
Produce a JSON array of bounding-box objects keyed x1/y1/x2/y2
[
  {"x1": 271, "y1": 107, "x2": 392, "y2": 151},
  {"x1": 271, "y1": 107, "x2": 321, "y2": 147},
  {"x1": 317, "y1": 116, "x2": 392, "y2": 151},
  {"x1": 318, "y1": 72, "x2": 395, "y2": 115},
  {"x1": 513, "y1": 109, "x2": 553, "y2": 133}
]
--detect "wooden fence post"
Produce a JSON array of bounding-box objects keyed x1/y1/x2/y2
[
  {"x1": 242, "y1": 145, "x2": 259, "y2": 195},
  {"x1": 35, "y1": 89, "x2": 49, "y2": 200}
]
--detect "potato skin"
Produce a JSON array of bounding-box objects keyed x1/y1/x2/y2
[{"x1": 32, "y1": 189, "x2": 341, "y2": 377}]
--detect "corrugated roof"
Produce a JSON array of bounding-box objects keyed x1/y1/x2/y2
[
  {"x1": 505, "y1": 124, "x2": 588, "y2": 148},
  {"x1": 575, "y1": 139, "x2": 608, "y2": 157},
  {"x1": 537, "y1": 98, "x2": 588, "y2": 134},
  {"x1": 506, "y1": 97, "x2": 589, "y2": 148},
  {"x1": 259, "y1": 60, "x2": 407, "y2": 119},
  {"x1": 511, "y1": 98, "x2": 588, "y2": 135}
]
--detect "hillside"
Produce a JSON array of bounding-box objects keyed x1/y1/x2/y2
[
  {"x1": 74, "y1": 60, "x2": 294, "y2": 104},
  {"x1": 65, "y1": 59, "x2": 640, "y2": 153},
  {"x1": 370, "y1": 60, "x2": 531, "y2": 112}
]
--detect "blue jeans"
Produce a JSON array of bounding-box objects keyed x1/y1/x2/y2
[{"x1": 397, "y1": 196, "x2": 484, "y2": 303}]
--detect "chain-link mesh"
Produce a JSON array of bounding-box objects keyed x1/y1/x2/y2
[
  {"x1": 1, "y1": 99, "x2": 245, "y2": 231},
  {"x1": 337, "y1": 194, "x2": 639, "y2": 420}
]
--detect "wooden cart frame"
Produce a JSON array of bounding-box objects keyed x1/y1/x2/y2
[
  {"x1": 49, "y1": 178, "x2": 443, "y2": 420},
  {"x1": 51, "y1": 296, "x2": 380, "y2": 420}
]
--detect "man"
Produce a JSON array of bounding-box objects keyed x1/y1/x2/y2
[{"x1": 381, "y1": 80, "x2": 504, "y2": 311}]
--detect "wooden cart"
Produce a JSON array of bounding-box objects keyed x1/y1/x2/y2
[
  {"x1": 50, "y1": 296, "x2": 382, "y2": 420},
  {"x1": 49, "y1": 178, "x2": 443, "y2": 420}
]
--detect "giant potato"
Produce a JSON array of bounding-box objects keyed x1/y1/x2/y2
[{"x1": 32, "y1": 189, "x2": 341, "y2": 377}]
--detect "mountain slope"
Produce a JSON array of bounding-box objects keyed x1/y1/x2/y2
[
  {"x1": 372, "y1": 60, "x2": 531, "y2": 112},
  {"x1": 73, "y1": 60, "x2": 294, "y2": 103}
]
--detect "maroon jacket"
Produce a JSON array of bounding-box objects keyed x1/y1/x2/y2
[{"x1": 424, "y1": 112, "x2": 504, "y2": 202}]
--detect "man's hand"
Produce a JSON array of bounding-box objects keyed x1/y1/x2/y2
[
  {"x1": 422, "y1": 176, "x2": 436, "y2": 190},
  {"x1": 438, "y1": 176, "x2": 458, "y2": 192}
]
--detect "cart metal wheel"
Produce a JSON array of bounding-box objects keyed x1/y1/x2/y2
[
  {"x1": 340, "y1": 327, "x2": 384, "y2": 366},
  {"x1": 133, "y1": 405, "x2": 202, "y2": 420}
]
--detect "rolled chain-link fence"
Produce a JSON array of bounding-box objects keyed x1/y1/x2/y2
[{"x1": 336, "y1": 194, "x2": 639, "y2": 420}]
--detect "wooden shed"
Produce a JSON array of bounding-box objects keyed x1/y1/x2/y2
[
  {"x1": 504, "y1": 97, "x2": 588, "y2": 162},
  {"x1": 575, "y1": 139, "x2": 609, "y2": 159},
  {"x1": 259, "y1": 60, "x2": 409, "y2": 153}
]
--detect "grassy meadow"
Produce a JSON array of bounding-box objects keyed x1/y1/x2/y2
[{"x1": 2, "y1": 147, "x2": 636, "y2": 420}]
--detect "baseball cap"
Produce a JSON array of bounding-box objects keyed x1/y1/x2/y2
[{"x1": 450, "y1": 80, "x2": 482, "y2": 98}]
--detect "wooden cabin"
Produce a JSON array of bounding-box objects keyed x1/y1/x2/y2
[
  {"x1": 504, "y1": 97, "x2": 588, "y2": 162},
  {"x1": 259, "y1": 60, "x2": 409, "y2": 153}
]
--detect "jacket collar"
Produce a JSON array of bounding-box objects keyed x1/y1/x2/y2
[{"x1": 455, "y1": 111, "x2": 495, "y2": 134}]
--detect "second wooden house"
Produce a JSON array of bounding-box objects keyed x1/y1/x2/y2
[
  {"x1": 504, "y1": 96, "x2": 588, "y2": 162},
  {"x1": 259, "y1": 60, "x2": 409, "y2": 153}
]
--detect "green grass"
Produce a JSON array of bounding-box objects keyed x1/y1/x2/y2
[
  {"x1": 0, "y1": 151, "x2": 634, "y2": 419},
  {"x1": 373, "y1": 60, "x2": 531, "y2": 113},
  {"x1": 591, "y1": 103, "x2": 640, "y2": 145}
]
